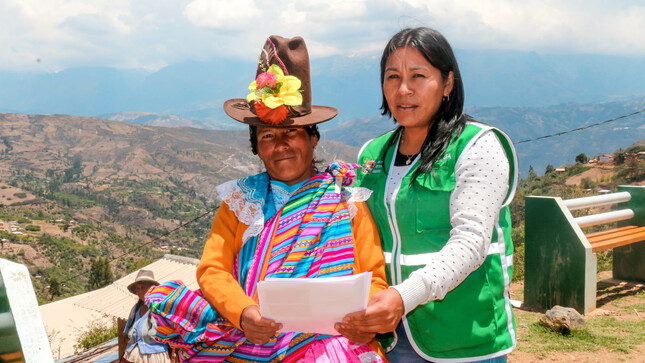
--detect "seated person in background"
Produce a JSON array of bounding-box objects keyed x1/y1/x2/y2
[{"x1": 122, "y1": 269, "x2": 170, "y2": 363}]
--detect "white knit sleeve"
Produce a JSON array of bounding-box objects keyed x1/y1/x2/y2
[{"x1": 392, "y1": 131, "x2": 510, "y2": 314}]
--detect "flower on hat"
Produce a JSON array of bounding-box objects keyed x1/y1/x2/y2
[
  {"x1": 247, "y1": 64, "x2": 303, "y2": 124},
  {"x1": 254, "y1": 101, "x2": 289, "y2": 124},
  {"x1": 255, "y1": 72, "x2": 278, "y2": 89}
]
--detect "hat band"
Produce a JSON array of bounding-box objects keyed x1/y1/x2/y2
[{"x1": 233, "y1": 101, "x2": 312, "y2": 124}]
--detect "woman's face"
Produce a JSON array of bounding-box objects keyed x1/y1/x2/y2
[
  {"x1": 134, "y1": 282, "x2": 153, "y2": 301},
  {"x1": 383, "y1": 46, "x2": 453, "y2": 131},
  {"x1": 256, "y1": 126, "x2": 318, "y2": 185}
]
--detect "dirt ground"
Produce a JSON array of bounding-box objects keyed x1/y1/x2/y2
[
  {"x1": 0, "y1": 242, "x2": 50, "y2": 268},
  {"x1": 0, "y1": 183, "x2": 37, "y2": 205},
  {"x1": 508, "y1": 272, "x2": 645, "y2": 362},
  {"x1": 509, "y1": 346, "x2": 645, "y2": 363},
  {"x1": 565, "y1": 167, "x2": 617, "y2": 186}
]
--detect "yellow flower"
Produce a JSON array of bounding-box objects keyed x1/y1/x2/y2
[{"x1": 246, "y1": 64, "x2": 302, "y2": 108}]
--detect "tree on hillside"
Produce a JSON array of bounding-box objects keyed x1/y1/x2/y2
[
  {"x1": 575, "y1": 153, "x2": 588, "y2": 164},
  {"x1": 614, "y1": 149, "x2": 626, "y2": 165},
  {"x1": 545, "y1": 164, "x2": 555, "y2": 174},
  {"x1": 527, "y1": 165, "x2": 537, "y2": 180},
  {"x1": 49, "y1": 276, "x2": 62, "y2": 300},
  {"x1": 87, "y1": 257, "x2": 114, "y2": 291},
  {"x1": 625, "y1": 156, "x2": 645, "y2": 182}
]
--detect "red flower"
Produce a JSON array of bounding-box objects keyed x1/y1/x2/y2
[{"x1": 254, "y1": 101, "x2": 289, "y2": 125}]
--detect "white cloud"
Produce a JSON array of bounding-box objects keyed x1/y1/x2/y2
[
  {"x1": 183, "y1": 0, "x2": 262, "y2": 30},
  {"x1": 0, "y1": 0, "x2": 644, "y2": 72},
  {"x1": 399, "y1": 0, "x2": 645, "y2": 56}
]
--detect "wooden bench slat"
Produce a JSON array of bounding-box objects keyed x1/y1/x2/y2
[
  {"x1": 586, "y1": 226, "x2": 644, "y2": 244},
  {"x1": 585, "y1": 226, "x2": 638, "y2": 239},
  {"x1": 590, "y1": 230, "x2": 645, "y2": 252}
]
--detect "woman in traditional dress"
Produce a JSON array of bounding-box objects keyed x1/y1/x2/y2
[
  {"x1": 144, "y1": 35, "x2": 388, "y2": 363},
  {"x1": 337, "y1": 27, "x2": 518, "y2": 362}
]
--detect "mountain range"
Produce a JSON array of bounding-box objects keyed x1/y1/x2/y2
[
  {"x1": 1, "y1": 50, "x2": 645, "y2": 175},
  {"x1": 2, "y1": 49, "x2": 645, "y2": 128}
]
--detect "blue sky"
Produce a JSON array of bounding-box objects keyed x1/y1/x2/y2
[{"x1": 2, "y1": 0, "x2": 645, "y2": 72}]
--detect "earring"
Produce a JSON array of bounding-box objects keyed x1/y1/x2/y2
[{"x1": 443, "y1": 94, "x2": 450, "y2": 103}]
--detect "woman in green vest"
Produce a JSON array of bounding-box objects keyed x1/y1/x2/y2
[{"x1": 335, "y1": 27, "x2": 518, "y2": 362}]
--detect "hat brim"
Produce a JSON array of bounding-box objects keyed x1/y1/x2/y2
[
  {"x1": 127, "y1": 279, "x2": 160, "y2": 294},
  {"x1": 223, "y1": 99, "x2": 338, "y2": 127}
]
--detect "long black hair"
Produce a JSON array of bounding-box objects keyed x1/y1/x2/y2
[{"x1": 380, "y1": 27, "x2": 469, "y2": 184}]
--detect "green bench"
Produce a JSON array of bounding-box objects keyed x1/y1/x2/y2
[{"x1": 524, "y1": 185, "x2": 645, "y2": 314}]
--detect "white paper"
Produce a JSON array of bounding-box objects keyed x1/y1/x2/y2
[{"x1": 257, "y1": 272, "x2": 372, "y2": 335}]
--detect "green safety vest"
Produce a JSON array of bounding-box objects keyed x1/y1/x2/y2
[{"x1": 357, "y1": 122, "x2": 518, "y2": 361}]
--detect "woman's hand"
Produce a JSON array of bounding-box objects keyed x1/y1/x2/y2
[
  {"x1": 334, "y1": 323, "x2": 376, "y2": 344},
  {"x1": 240, "y1": 305, "x2": 282, "y2": 345},
  {"x1": 338, "y1": 288, "x2": 405, "y2": 334}
]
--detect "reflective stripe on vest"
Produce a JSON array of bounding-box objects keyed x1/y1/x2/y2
[{"x1": 383, "y1": 247, "x2": 513, "y2": 267}]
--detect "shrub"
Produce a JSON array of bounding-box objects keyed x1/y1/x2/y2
[
  {"x1": 580, "y1": 177, "x2": 596, "y2": 189},
  {"x1": 511, "y1": 224, "x2": 525, "y2": 282},
  {"x1": 25, "y1": 225, "x2": 41, "y2": 232},
  {"x1": 74, "y1": 318, "x2": 118, "y2": 352}
]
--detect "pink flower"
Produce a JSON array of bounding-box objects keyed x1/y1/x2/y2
[{"x1": 256, "y1": 72, "x2": 278, "y2": 89}]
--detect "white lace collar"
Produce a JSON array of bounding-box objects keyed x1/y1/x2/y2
[{"x1": 216, "y1": 173, "x2": 372, "y2": 244}]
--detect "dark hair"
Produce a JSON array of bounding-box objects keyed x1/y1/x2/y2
[
  {"x1": 380, "y1": 27, "x2": 469, "y2": 184},
  {"x1": 248, "y1": 125, "x2": 320, "y2": 155}
]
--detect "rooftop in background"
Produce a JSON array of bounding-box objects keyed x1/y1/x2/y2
[
  {"x1": 55, "y1": 338, "x2": 118, "y2": 363},
  {"x1": 40, "y1": 254, "x2": 199, "y2": 360}
]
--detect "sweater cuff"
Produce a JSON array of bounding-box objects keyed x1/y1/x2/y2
[{"x1": 392, "y1": 273, "x2": 431, "y2": 315}]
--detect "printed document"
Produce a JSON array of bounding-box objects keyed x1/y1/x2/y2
[{"x1": 258, "y1": 272, "x2": 372, "y2": 335}]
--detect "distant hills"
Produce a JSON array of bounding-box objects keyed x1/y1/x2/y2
[
  {"x1": 2, "y1": 47, "x2": 645, "y2": 176},
  {"x1": 323, "y1": 99, "x2": 645, "y2": 176},
  {"x1": 468, "y1": 99, "x2": 645, "y2": 175},
  {"x1": 3, "y1": 97, "x2": 643, "y2": 179},
  {"x1": 0, "y1": 113, "x2": 358, "y2": 202},
  {"x1": 2, "y1": 49, "x2": 645, "y2": 129},
  {"x1": 102, "y1": 112, "x2": 217, "y2": 130}
]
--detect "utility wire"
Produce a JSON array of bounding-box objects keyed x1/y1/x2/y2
[
  {"x1": 514, "y1": 108, "x2": 645, "y2": 144},
  {"x1": 52, "y1": 205, "x2": 217, "y2": 290},
  {"x1": 107, "y1": 206, "x2": 217, "y2": 264}
]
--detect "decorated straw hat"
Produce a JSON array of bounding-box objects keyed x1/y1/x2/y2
[
  {"x1": 223, "y1": 35, "x2": 338, "y2": 127},
  {"x1": 127, "y1": 269, "x2": 159, "y2": 294}
]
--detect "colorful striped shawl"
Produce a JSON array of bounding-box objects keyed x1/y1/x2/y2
[{"x1": 146, "y1": 165, "x2": 358, "y2": 362}]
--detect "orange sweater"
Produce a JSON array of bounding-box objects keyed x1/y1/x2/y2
[{"x1": 196, "y1": 200, "x2": 388, "y2": 331}]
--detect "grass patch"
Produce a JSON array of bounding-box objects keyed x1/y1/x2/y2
[
  {"x1": 612, "y1": 301, "x2": 645, "y2": 313},
  {"x1": 517, "y1": 314, "x2": 645, "y2": 354}
]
